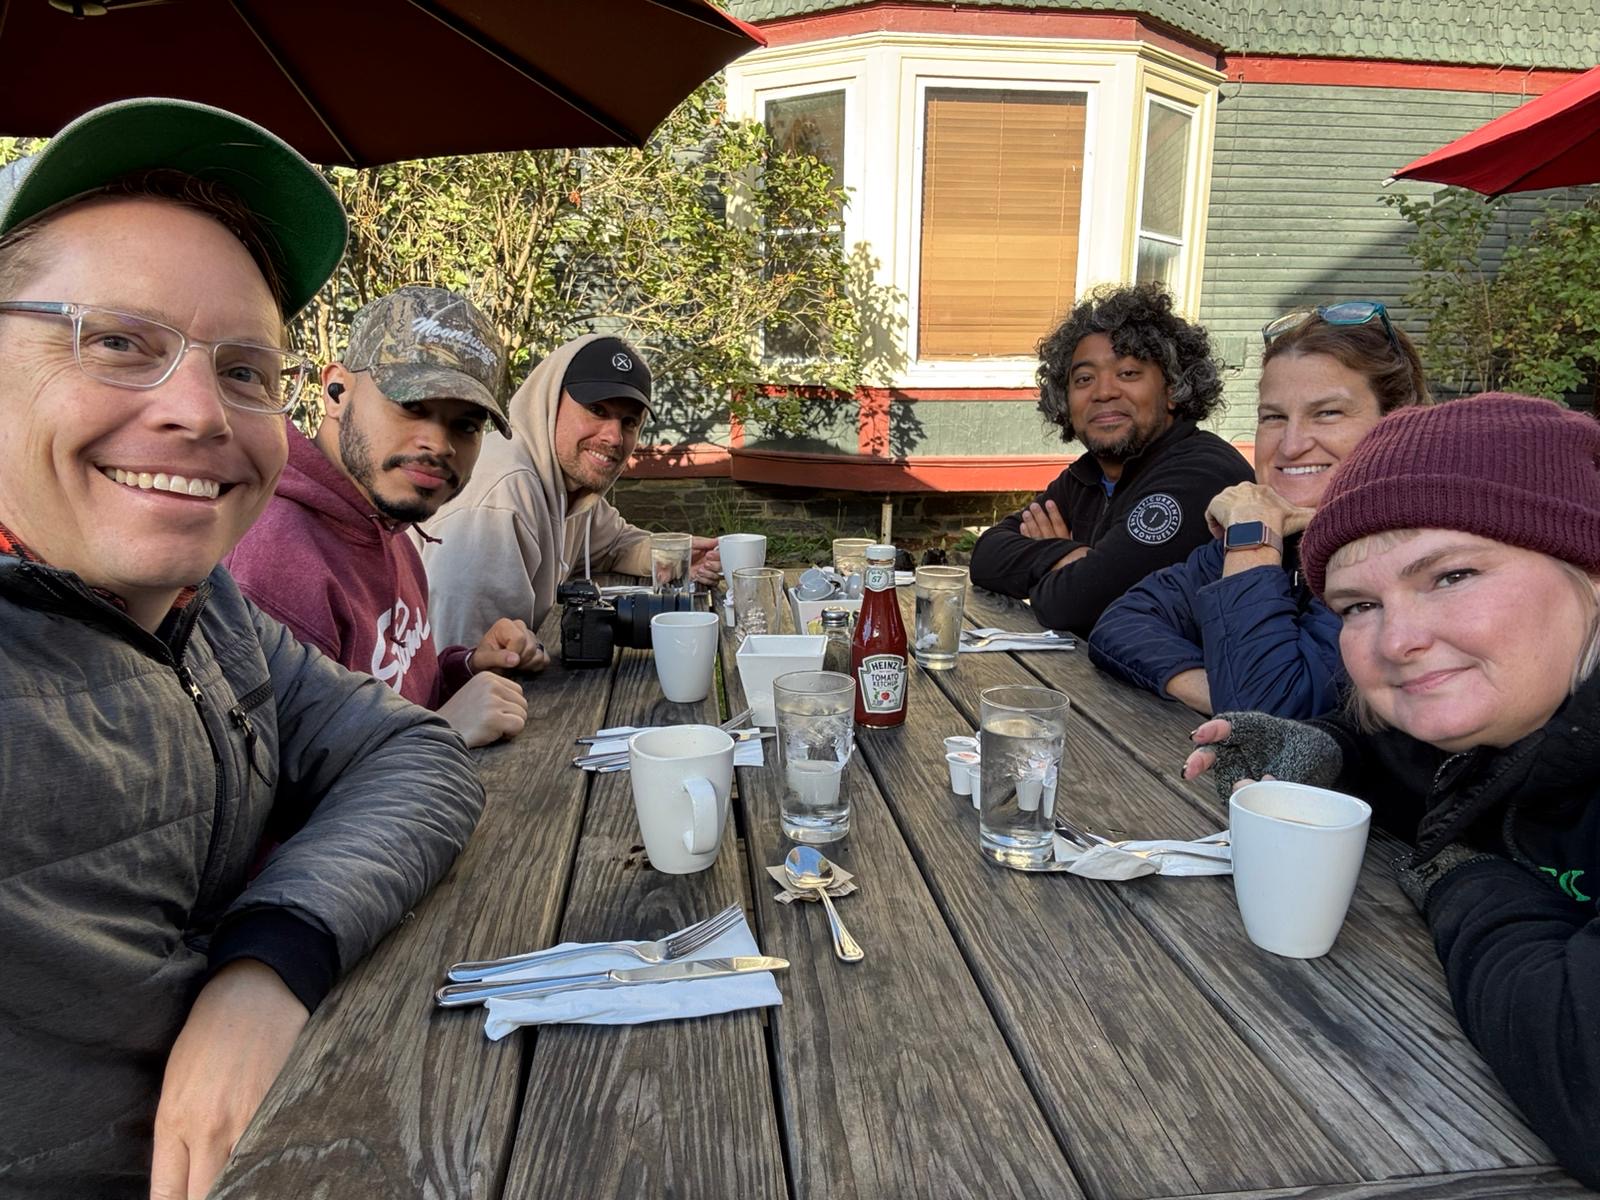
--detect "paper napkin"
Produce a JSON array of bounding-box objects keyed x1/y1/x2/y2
[
  {"x1": 1047, "y1": 833, "x2": 1232, "y2": 878},
  {"x1": 765, "y1": 860, "x2": 859, "y2": 904},
  {"x1": 579, "y1": 727, "x2": 766, "y2": 771},
  {"x1": 959, "y1": 628, "x2": 1077, "y2": 654},
  {"x1": 481, "y1": 914, "x2": 783, "y2": 1040}
]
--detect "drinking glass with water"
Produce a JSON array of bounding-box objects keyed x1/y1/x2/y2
[
  {"x1": 651, "y1": 531, "x2": 693, "y2": 595},
  {"x1": 774, "y1": 671, "x2": 855, "y2": 843},
  {"x1": 912, "y1": 565, "x2": 968, "y2": 670},
  {"x1": 978, "y1": 686, "x2": 1069, "y2": 870}
]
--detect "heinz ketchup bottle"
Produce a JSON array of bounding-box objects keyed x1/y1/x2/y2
[{"x1": 851, "y1": 543, "x2": 908, "y2": 727}]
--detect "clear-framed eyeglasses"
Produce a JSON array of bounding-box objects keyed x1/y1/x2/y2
[{"x1": 0, "y1": 300, "x2": 313, "y2": 415}]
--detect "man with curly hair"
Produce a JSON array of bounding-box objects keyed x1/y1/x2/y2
[{"x1": 970, "y1": 284, "x2": 1252, "y2": 634}]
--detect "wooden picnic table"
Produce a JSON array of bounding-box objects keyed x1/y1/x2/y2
[{"x1": 214, "y1": 572, "x2": 1595, "y2": 1200}]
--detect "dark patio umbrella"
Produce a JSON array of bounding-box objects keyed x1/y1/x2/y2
[
  {"x1": 0, "y1": 0, "x2": 765, "y2": 166},
  {"x1": 1388, "y1": 63, "x2": 1600, "y2": 195}
]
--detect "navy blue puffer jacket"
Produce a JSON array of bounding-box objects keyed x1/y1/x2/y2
[{"x1": 1087, "y1": 534, "x2": 1343, "y2": 717}]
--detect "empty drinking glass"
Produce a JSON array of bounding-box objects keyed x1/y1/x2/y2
[
  {"x1": 732, "y1": 566, "x2": 785, "y2": 642},
  {"x1": 651, "y1": 531, "x2": 693, "y2": 595},
  {"x1": 774, "y1": 670, "x2": 855, "y2": 843},
  {"x1": 913, "y1": 565, "x2": 968, "y2": 671},
  {"x1": 978, "y1": 686, "x2": 1069, "y2": 870},
  {"x1": 831, "y1": 537, "x2": 872, "y2": 579}
]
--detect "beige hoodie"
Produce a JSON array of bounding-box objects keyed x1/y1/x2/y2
[{"x1": 419, "y1": 333, "x2": 652, "y2": 647}]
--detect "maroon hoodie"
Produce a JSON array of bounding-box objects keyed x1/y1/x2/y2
[{"x1": 226, "y1": 421, "x2": 472, "y2": 708}]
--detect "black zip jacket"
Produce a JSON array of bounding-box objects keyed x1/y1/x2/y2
[
  {"x1": 1313, "y1": 676, "x2": 1600, "y2": 1188},
  {"x1": 969, "y1": 420, "x2": 1253, "y2": 634}
]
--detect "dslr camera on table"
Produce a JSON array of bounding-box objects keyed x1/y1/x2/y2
[{"x1": 557, "y1": 579, "x2": 702, "y2": 668}]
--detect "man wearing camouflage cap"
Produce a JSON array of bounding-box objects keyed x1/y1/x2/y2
[{"x1": 227, "y1": 285, "x2": 547, "y2": 747}]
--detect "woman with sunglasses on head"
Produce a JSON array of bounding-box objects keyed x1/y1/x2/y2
[
  {"x1": 1089, "y1": 302, "x2": 1428, "y2": 717},
  {"x1": 1181, "y1": 393, "x2": 1600, "y2": 1188}
]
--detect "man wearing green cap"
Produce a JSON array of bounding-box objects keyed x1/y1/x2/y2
[
  {"x1": 0, "y1": 100, "x2": 482, "y2": 1198},
  {"x1": 226, "y1": 286, "x2": 547, "y2": 747}
]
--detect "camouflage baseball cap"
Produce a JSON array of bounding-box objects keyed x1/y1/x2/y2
[{"x1": 344, "y1": 286, "x2": 510, "y2": 435}]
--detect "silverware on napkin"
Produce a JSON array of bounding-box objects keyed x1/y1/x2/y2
[
  {"x1": 575, "y1": 707, "x2": 753, "y2": 745},
  {"x1": 435, "y1": 955, "x2": 790, "y2": 1007},
  {"x1": 573, "y1": 728, "x2": 772, "y2": 770}
]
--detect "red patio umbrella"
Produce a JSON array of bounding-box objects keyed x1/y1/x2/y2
[
  {"x1": 1388, "y1": 63, "x2": 1600, "y2": 195},
  {"x1": 0, "y1": 0, "x2": 765, "y2": 167}
]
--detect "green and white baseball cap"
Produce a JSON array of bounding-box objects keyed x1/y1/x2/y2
[{"x1": 0, "y1": 97, "x2": 346, "y2": 318}]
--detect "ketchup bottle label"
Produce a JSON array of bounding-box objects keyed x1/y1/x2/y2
[
  {"x1": 864, "y1": 563, "x2": 894, "y2": 592},
  {"x1": 857, "y1": 653, "x2": 907, "y2": 714}
]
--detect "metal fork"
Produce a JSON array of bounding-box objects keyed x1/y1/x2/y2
[
  {"x1": 1053, "y1": 817, "x2": 1230, "y2": 860},
  {"x1": 444, "y1": 902, "x2": 744, "y2": 984},
  {"x1": 959, "y1": 629, "x2": 1070, "y2": 650}
]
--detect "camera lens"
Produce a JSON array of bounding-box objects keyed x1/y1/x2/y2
[{"x1": 612, "y1": 592, "x2": 698, "y2": 649}]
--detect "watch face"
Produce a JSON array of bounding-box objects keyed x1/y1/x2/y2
[{"x1": 1225, "y1": 520, "x2": 1268, "y2": 550}]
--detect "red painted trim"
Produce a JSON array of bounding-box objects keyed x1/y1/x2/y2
[
  {"x1": 625, "y1": 443, "x2": 733, "y2": 479},
  {"x1": 729, "y1": 446, "x2": 1069, "y2": 492},
  {"x1": 858, "y1": 390, "x2": 891, "y2": 454},
  {"x1": 755, "y1": 2, "x2": 1218, "y2": 65},
  {"x1": 1221, "y1": 56, "x2": 1582, "y2": 95}
]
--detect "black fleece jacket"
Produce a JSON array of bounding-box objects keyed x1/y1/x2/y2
[
  {"x1": 1314, "y1": 676, "x2": 1600, "y2": 1189},
  {"x1": 969, "y1": 419, "x2": 1252, "y2": 635}
]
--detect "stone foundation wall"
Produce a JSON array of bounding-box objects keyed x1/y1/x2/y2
[{"x1": 610, "y1": 476, "x2": 1035, "y2": 552}]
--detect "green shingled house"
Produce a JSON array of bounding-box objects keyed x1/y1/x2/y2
[{"x1": 710, "y1": 0, "x2": 1596, "y2": 489}]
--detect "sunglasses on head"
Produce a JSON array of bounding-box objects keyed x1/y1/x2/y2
[{"x1": 1262, "y1": 301, "x2": 1401, "y2": 354}]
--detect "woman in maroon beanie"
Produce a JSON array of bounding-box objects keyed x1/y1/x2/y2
[{"x1": 1182, "y1": 392, "x2": 1600, "y2": 1188}]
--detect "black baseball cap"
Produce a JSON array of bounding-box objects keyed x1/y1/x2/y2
[{"x1": 563, "y1": 336, "x2": 653, "y2": 417}]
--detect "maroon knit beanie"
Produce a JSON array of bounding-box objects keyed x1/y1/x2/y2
[{"x1": 1302, "y1": 392, "x2": 1600, "y2": 597}]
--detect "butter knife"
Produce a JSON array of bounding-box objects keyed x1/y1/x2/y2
[{"x1": 435, "y1": 955, "x2": 789, "y2": 1008}]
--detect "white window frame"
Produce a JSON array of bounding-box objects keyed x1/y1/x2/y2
[
  {"x1": 907, "y1": 75, "x2": 1098, "y2": 369},
  {"x1": 725, "y1": 34, "x2": 1222, "y2": 390},
  {"x1": 759, "y1": 82, "x2": 856, "y2": 363},
  {"x1": 1131, "y1": 93, "x2": 1199, "y2": 307}
]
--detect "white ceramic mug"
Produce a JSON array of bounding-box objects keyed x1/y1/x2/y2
[
  {"x1": 628, "y1": 726, "x2": 734, "y2": 874},
  {"x1": 650, "y1": 610, "x2": 720, "y2": 703},
  {"x1": 717, "y1": 533, "x2": 768, "y2": 591},
  {"x1": 1229, "y1": 780, "x2": 1373, "y2": 958}
]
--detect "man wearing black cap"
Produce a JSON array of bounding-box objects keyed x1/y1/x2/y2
[
  {"x1": 227, "y1": 285, "x2": 544, "y2": 747},
  {"x1": 421, "y1": 333, "x2": 721, "y2": 646}
]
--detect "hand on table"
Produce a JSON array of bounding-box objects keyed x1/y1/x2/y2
[
  {"x1": 439, "y1": 671, "x2": 529, "y2": 747},
  {"x1": 1205, "y1": 483, "x2": 1315, "y2": 540},
  {"x1": 149, "y1": 960, "x2": 308, "y2": 1200},
  {"x1": 1019, "y1": 499, "x2": 1071, "y2": 541},
  {"x1": 470, "y1": 618, "x2": 548, "y2": 675},
  {"x1": 689, "y1": 537, "x2": 722, "y2": 586},
  {"x1": 1181, "y1": 712, "x2": 1342, "y2": 801}
]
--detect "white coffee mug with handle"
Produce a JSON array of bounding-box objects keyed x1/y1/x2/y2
[
  {"x1": 651, "y1": 610, "x2": 720, "y2": 703},
  {"x1": 1229, "y1": 780, "x2": 1372, "y2": 958},
  {"x1": 628, "y1": 725, "x2": 735, "y2": 874}
]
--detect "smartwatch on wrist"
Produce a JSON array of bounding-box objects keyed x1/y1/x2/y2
[{"x1": 1223, "y1": 520, "x2": 1284, "y2": 555}]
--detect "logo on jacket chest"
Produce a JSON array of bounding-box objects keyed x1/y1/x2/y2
[
  {"x1": 1126, "y1": 493, "x2": 1183, "y2": 545},
  {"x1": 372, "y1": 599, "x2": 431, "y2": 692}
]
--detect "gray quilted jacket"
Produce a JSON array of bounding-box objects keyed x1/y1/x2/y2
[{"x1": 0, "y1": 554, "x2": 484, "y2": 1196}]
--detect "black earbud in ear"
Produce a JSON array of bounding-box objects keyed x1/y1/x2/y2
[{"x1": 327, "y1": 382, "x2": 345, "y2": 400}]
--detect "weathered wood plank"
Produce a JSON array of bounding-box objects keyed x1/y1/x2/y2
[
  {"x1": 503, "y1": 641, "x2": 788, "y2": 1200},
  {"x1": 846, "y1": 640, "x2": 1354, "y2": 1196},
  {"x1": 931, "y1": 602, "x2": 1552, "y2": 1176},
  {"x1": 1181, "y1": 1164, "x2": 1596, "y2": 1199},
  {"x1": 721, "y1": 619, "x2": 1087, "y2": 1200},
  {"x1": 216, "y1": 612, "x2": 609, "y2": 1200}
]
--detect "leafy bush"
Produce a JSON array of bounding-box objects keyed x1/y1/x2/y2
[{"x1": 1384, "y1": 187, "x2": 1600, "y2": 401}]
